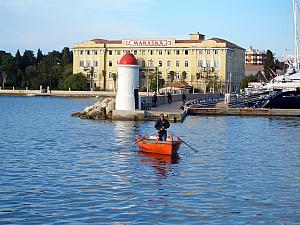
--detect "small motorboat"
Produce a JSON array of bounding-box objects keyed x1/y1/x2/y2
[{"x1": 135, "y1": 134, "x2": 182, "y2": 155}]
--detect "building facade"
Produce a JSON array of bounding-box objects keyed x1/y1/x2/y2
[
  {"x1": 73, "y1": 33, "x2": 245, "y2": 93},
  {"x1": 245, "y1": 47, "x2": 266, "y2": 65}
]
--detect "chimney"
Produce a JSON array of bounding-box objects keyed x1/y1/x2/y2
[{"x1": 189, "y1": 32, "x2": 205, "y2": 40}]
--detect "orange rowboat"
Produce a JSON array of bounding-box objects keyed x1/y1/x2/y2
[{"x1": 135, "y1": 134, "x2": 182, "y2": 155}]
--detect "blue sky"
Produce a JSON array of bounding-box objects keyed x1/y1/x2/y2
[{"x1": 0, "y1": 0, "x2": 295, "y2": 59}]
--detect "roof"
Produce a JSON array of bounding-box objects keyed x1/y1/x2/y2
[
  {"x1": 119, "y1": 53, "x2": 138, "y2": 65},
  {"x1": 168, "y1": 81, "x2": 192, "y2": 88},
  {"x1": 87, "y1": 37, "x2": 244, "y2": 50}
]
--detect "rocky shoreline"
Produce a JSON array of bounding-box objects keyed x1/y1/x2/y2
[{"x1": 71, "y1": 97, "x2": 115, "y2": 120}]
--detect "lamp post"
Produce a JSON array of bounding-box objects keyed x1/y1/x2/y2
[{"x1": 156, "y1": 66, "x2": 159, "y2": 94}]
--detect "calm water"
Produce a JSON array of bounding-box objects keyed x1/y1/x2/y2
[{"x1": 0, "y1": 96, "x2": 300, "y2": 224}]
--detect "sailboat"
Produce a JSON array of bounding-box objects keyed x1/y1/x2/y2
[{"x1": 258, "y1": 0, "x2": 300, "y2": 108}]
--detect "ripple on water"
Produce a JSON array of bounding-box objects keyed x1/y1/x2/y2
[{"x1": 0, "y1": 97, "x2": 300, "y2": 224}]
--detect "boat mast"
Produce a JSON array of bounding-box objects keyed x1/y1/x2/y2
[{"x1": 293, "y1": 0, "x2": 299, "y2": 70}]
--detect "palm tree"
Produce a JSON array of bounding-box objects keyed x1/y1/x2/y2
[
  {"x1": 102, "y1": 70, "x2": 106, "y2": 91},
  {"x1": 180, "y1": 71, "x2": 187, "y2": 82},
  {"x1": 112, "y1": 72, "x2": 117, "y2": 92},
  {"x1": 169, "y1": 71, "x2": 175, "y2": 92}
]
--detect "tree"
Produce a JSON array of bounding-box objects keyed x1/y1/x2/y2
[
  {"x1": 180, "y1": 71, "x2": 187, "y2": 82},
  {"x1": 36, "y1": 49, "x2": 44, "y2": 63},
  {"x1": 149, "y1": 72, "x2": 165, "y2": 91},
  {"x1": 102, "y1": 70, "x2": 106, "y2": 90},
  {"x1": 112, "y1": 73, "x2": 117, "y2": 92},
  {"x1": 169, "y1": 70, "x2": 175, "y2": 91},
  {"x1": 264, "y1": 50, "x2": 275, "y2": 81},
  {"x1": 62, "y1": 73, "x2": 87, "y2": 90},
  {"x1": 61, "y1": 47, "x2": 72, "y2": 67},
  {"x1": 20, "y1": 50, "x2": 35, "y2": 72},
  {"x1": 240, "y1": 75, "x2": 257, "y2": 90}
]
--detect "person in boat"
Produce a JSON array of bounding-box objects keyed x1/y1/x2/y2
[{"x1": 154, "y1": 114, "x2": 170, "y2": 141}]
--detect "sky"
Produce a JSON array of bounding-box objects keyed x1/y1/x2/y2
[{"x1": 0, "y1": 0, "x2": 295, "y2": 59}]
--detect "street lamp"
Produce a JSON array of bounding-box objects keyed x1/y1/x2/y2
[{"x1": 156, "y1": 66, "x2": 159, "y2": 94}]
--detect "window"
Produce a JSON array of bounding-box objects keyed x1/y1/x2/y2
[
  {"x1": 167, "y1": 60, "x2": 171, "y2": 67},
  {"x1": 141, "y1": 50, "x2": 145, "y2": 55},
  {"x1": 214, "y1": 60, "x2": 219, "y2": 68},
  {"x1": 185, "y1": 60, "x2": 189, "y2": 67},
  {"x1": 176, "y1": 61, "x2": 180, "y2": 67},
  {"x1": 206, "y1": 50, "x2": 210, "y2": 54},
  {"x1": 134, "y1": 50, "x2": 137, "y2": 55},
  {"x1": 206, "y1": 60, "x2": 211, "y2": 68},
  {"x1": 108, "y1": 72, "x2": 112, "y2": 78},
  {"x1": 93, "y1": 50, "x2": 97, "y2": 55},
  {"x1": 198, "y1": 60, "x2": 203, "y2": 67},
  {"x1": 176, "y1": 72, "x2": 180, "y2": 79},
  {"x1": 87, "y1": 50, "x2": 90, "y2": 55},
  {"x1": 167, "y1": 50, "x2": 171, "y2": 55},
  {"x1": 109, "y1": 50, "x2": 112, "y2": 55},
  {"x1": 176, "y1": 50, "x2": 180, "y2": 55},
  {"x1": 159, "y1": 61, "x2": 162, "y2": 67},
  {"x1": 184, "y1": 50, "x2": 189, "y2": 55},
  {"x1": 214, "y1": 50, "x2": 218, "y2": 54},
  {"x1": 93, "y1": 60, "x2": 98, "y2": 67},
  {"x1": 199, "y1": 49, "x2": 203, "y2": 55},
  {"x1": 79, "y1": 60, "x2": 84, "y2": 67},
  {"x1": 117, "y1": 50, "x2": 121, "y2": 55},
  {"x1": 149, "y1": 50, "x2": 153, "y2": 55},
  {"x1": 142, "y1": 60, "x2": 145, "y2": 67},
  {"x1": 80, "y1": 50, "x2": 83, "y2": 55},
  {"x1": 109, "y1": 60, "x2": 112, "y2": 67},
  {"x1": 86, "y1": 60, "x2": 91, "y2": 67},
  {"x1": 159, "y1": 50, "x2": 163, "y2": 55}
]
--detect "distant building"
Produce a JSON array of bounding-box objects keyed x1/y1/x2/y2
[
  {"x1": 72, "y1": 33, "x2": 245, "y2": 93},
  {"x1": 245, "y1": 47, "x2": 266, "y2": 65}
]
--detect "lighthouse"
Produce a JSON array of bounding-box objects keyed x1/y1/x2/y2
[{"x1": 115, "y1": 53, "x2": 140, "y2": 110}]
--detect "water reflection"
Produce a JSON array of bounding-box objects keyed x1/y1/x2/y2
[{"x1": 138, "y1": 152, "x2": 180, "y2": 179}]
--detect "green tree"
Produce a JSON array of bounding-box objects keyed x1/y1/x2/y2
[
  {"x1": 169, "y1": 70, "x2": 175, "y2": 91},
  {"x1": 149, "y1": 72, "x2": 165, "y2": 91},
  {"x1": 102, "y1": 70, "x2": 106, "y2": 90},
  {"x1": 62, "y1": 73, "x2": 87, "y2": 90},
  {"x1": 61, "y1": 47, "x2": 72, "y2": 67},
  {"x1": 20, "y1": 50, "x2": 35, "y2": 72},
  {"x1": 240, "y1": 75, "x2": 257, "y2": 90},
  {"x1": 264, "y1": 50, "x2": 275, "y2": 81},
  {"x1": 36, "y1": 49, "x2": 44, "y2": 64},
  {"x1": 180, "y1": 71, "x2": 187, "y2": 81}
]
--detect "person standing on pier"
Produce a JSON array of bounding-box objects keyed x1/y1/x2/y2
[
  {"x1": 155, "y1": 114, "x2": 170, "y2": 141},
  {"x1": 167, "y1": 92, "x2": 172, "y2": 104},
  {"x1": 152, "y1": 91, "x2": 158, "y2": 107}
]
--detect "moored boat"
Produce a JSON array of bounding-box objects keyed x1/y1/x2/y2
[{"x1": 135, "y1": 134, "x2": 182, "y2": 155}]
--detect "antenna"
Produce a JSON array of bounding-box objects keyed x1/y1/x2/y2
[{"x1": 293, "y1": 0, "x2": 299, "y2": 70}]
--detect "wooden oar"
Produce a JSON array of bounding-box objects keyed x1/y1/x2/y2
[{"x1": 178, "y1": 137, "x2": 198, "y2": 152}]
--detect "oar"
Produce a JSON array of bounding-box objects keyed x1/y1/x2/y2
[{"x1": 178, "y1": 137, "x2": 198, "y2": 153}]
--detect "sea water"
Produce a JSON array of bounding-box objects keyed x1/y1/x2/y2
[{"x1": 0, "y1": 96, "x2": 299, "y2": 224}]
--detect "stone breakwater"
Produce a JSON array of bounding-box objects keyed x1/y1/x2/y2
[{"x1": 71, "y1": 97, "x2": 115, "y2": 119}]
